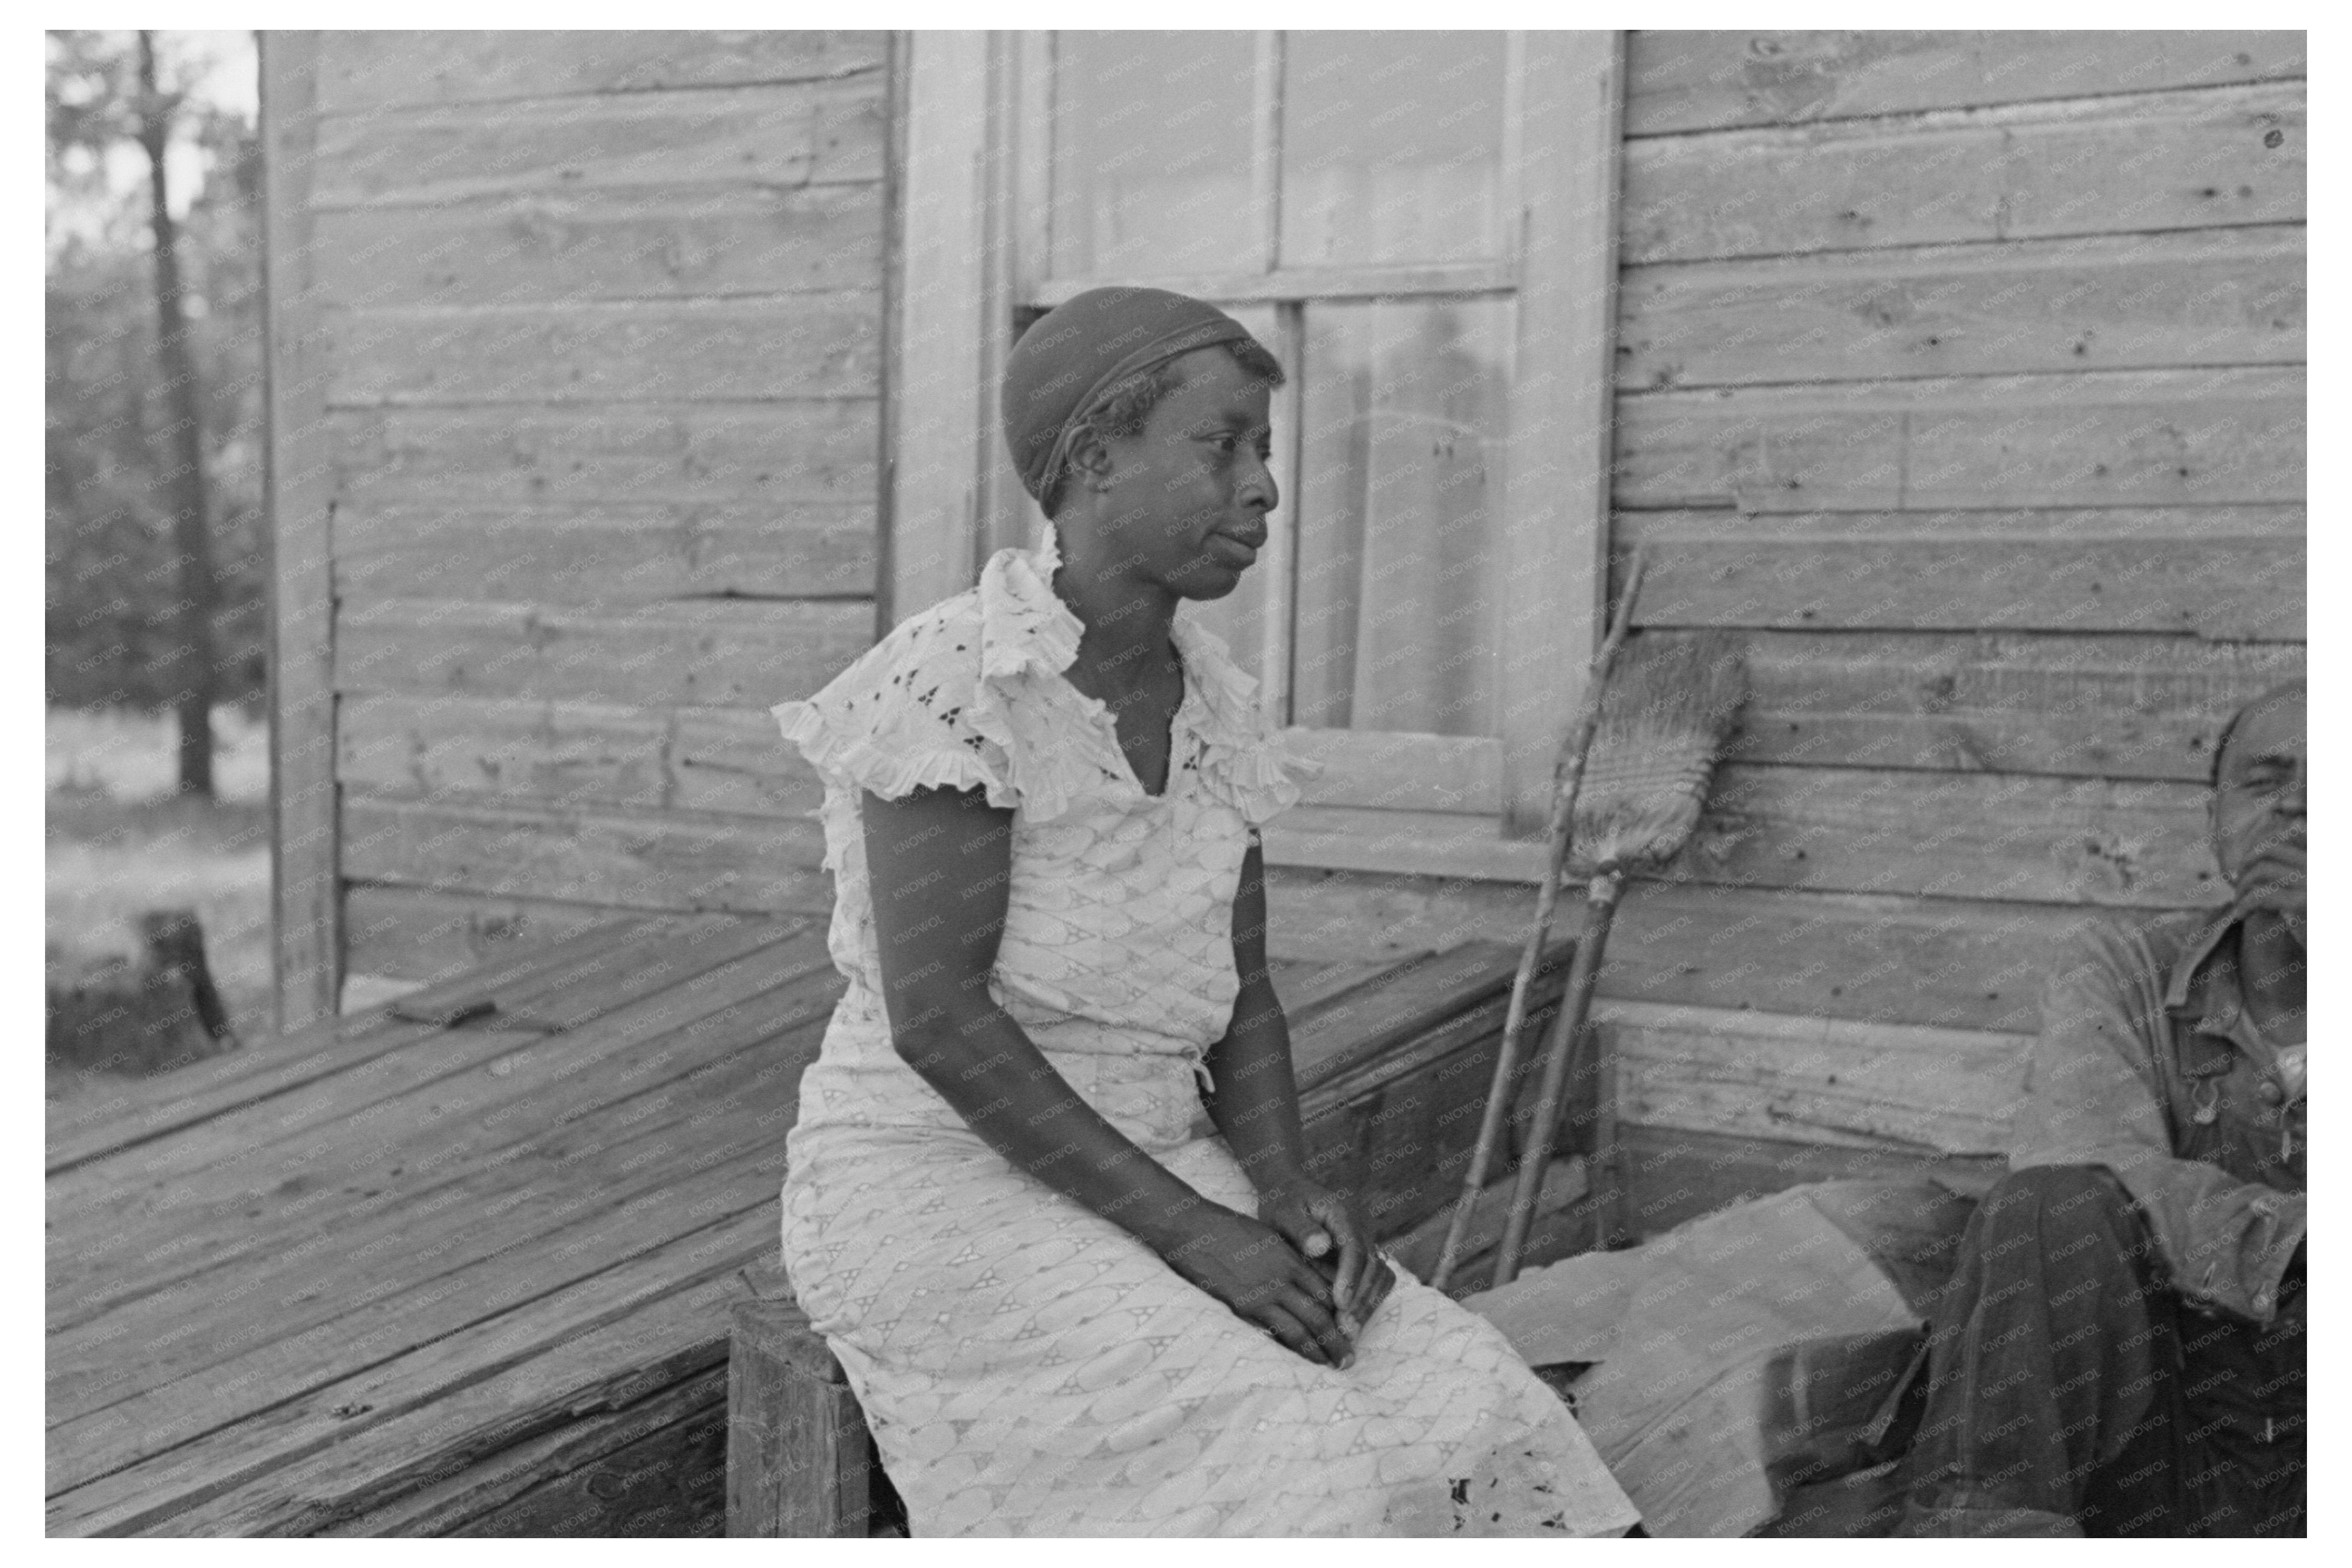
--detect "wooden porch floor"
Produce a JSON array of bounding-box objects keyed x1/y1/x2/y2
[{"x1": 47, "y1": 913, "x2": 1562, "y2": 1536}]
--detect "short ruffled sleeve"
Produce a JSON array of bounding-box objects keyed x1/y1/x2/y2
[
  {"x1": 1171, "y1": 616, "x2": 1325, "y2": 828},
  {"x1": 770, "y1": 605, "x2": 1018, "y2": 810},
  {"x1": 1201, "y1": 711, "x2": 1323, "y2": 828}
]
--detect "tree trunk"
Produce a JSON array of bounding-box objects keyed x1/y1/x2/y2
[{"x1": 138, "y1": 29, "x2": 215, "y2": 798}]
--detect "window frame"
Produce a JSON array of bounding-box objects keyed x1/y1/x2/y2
[{"x1": 890, "y1": 30, "x2": 1625, "y2": 877}]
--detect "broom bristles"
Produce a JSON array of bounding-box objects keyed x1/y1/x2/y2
[{"x1": 1570, "y1": 633, "x2": 1747, "y2": 873}]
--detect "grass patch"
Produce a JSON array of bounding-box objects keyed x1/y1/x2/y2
[{"x1": 46, "y1": 706, "x2": 275, "y2": 1101}]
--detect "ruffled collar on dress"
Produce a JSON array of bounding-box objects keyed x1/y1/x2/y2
[
  {"x1": 971, "y1": 522, "x2": 1320, "y2": 815},
  {"x1": 977, "y1": 523, "x2": 1271, "y2": 754}
]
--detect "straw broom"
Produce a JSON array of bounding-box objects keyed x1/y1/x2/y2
[{"x1": 1429, "y1": 580, "x2": 1745, "y2": 1291}]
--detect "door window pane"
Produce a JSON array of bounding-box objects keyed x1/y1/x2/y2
[
  {"x1": 1291, "y1": 297, "x2": 1512, "y2": 736},
  {"x1": 1178, "y1": 304, "x2": 1282, "y2": 692},
  {"x1": 1049, "y1": 32, "x2": 1262, "y2": 278},
  {"x1": 1279, "y1": 32, "x2": 1510, "y2": 268}
]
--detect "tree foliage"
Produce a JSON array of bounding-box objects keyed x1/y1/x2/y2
[{"x1": 46, "y1": 30, "x2": 266, "y2": 713}]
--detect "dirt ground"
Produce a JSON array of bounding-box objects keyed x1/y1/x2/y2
[{"x1": 45, "y1": 705, "x2": 275, "y2": 1103}]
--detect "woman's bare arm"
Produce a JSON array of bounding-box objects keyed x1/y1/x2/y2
[
  {"x1": 860, "y1": 782, "x2": 1352, "y2": 1365},
  {"x1": 1200, "y1": 835, "x2": 1312, "y2": 1185},
  {"x1": 1202, "y1": 834, "x2": 1397, "y2": 1329}
]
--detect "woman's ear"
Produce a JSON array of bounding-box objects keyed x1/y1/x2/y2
[{"x1": 1066, "y1": 427, "x2": 1115, "y2": 492}]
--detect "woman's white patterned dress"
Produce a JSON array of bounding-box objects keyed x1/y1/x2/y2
[{"x1": 769, "y1": 526, "x2": 1638, "y2": 1537}]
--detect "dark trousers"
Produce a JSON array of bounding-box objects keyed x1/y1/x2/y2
[{"x1": 1897, "y1": 1165, "x2": 2305, "y2": 1537}]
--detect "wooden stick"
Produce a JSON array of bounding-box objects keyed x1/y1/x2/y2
[
  {"x1": 1427, "y1": 551, "x2": 1645, "y2": 1292},
  {"x1": 1493, "y1": 870, "x2": 1623, "y2": 1286},
  {"x1": 1590, "y1": 991, "x2": 1624, "y2": 1254}
]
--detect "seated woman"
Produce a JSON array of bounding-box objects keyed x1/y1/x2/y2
[{"x1": 771, "y1": 286, "x2": 1637, "y2": 1537}]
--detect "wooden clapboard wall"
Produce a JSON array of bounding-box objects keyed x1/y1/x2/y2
[
  {"x1": 1265, "y1": 29, "x2": 2306, "y2": 1227},
  {"x1": 290, "y1": 32, "x2": 892, "y2": 994},
  {"x1": 277, "y1": 30, "x2": 2305, "y2": 1227}
]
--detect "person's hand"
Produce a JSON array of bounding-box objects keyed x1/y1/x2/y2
[
  {"x1": 1258, "y1": 1177, "x2": 1398, "y2": 1346},
  {"x1": 1159, "y1": 1204, "x2": 1356, "y2": 1367},
  {"x1": 2237, "y1": 840, "x2": 2305, "y2": 936},
  {"x1": 2277, "y1": 1241, "x2": 2307, "y2": 1337}
]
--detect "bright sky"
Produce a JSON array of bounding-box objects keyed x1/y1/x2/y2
[{"x1": 47, "y1": 30, "x2": 257, "y2": 252}]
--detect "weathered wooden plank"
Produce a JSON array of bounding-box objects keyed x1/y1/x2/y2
[
  {"x1": 1618, "y1": 502, "x2": 2304, "y2": 543},
  {"x1": 489, "y1": 921, "x2": 814, "y2": 1034},
  {"x1": 51, "y1": 914, "x2": 790, "y2": 1207},
  {"x1": 1622, "y1": 80, "x2": 2303, "y2": 264},
  {"x1": 46, "y1": 1114, "x2": 790, "y2": 1485},
  {"x1": 1674, "y1": 764, "x2": 2224, "y2": 908},
  {"x1": 1436, "y1": 885, "x2": 2241, "y2": 1045},
  {"x1": 50, "y1": 1138, "x2": 790, "y2": 1495},
  {"x1": 1691, "y1": 630, "x2": 2308, "y2": 779},
  {"x1": 1615, "y1": 366, "x2": 2305, "y2": 511},
  {"x1": 1290, "y1": 939, "x2": 1571, "y2": 1091},
  {"x1": 1350, "y1": 1015, "x2": 1559, "y2": 1236},
  {"x1": 333, "y1": 501, "x2": 878, "y2": 605},
  {"x1": 1281, "y1": 947, "x2": 1591, "y2": 1253},
  {"x1": 326, "y1": 402, "x2": 878, "y2": 507},
  {"x1": 1619, "y1": 226, "x2": 2304, "y2": 389},
  {"x1": 1266, "y1": 868, "x2": 2205, "y2": 1037},
  {"x1": 1290, "y1": 977, "x2": 1572, "y2": 1238},
  {"x1": 44, "y1": 922, "x2": 812, "y2": 1264},
  {"x1": 335, "y1": 596, "x2": 873, "y2": 706},
  {"x1": 49, "y1": 1210, "x2": 767, "y2": 1536},
  {"x1": 1627, "y1": 537, "x2": 2303, "y2": 640},
  {"x1": 1030, "y1": 261, "x2": 1519, "y2": 309},
  {"x1": 260, "y1": 30, "x2": 340, "y2": 1034},
  {"x1": 1599, "y1": 998, "x2": 2033, "y2": 1155},
  {"x1": 1282, "y1": 727, "x2": 1506, "y2": 814},
  {"x1": 53, "y1": 1020, "x2": 801, "y2": 1429},
  {"x1": 1265, "y1": 865, "x2": 1560, "y2": 966},
  {"x1": 342, "y1": 798, "x2": 830, "y2": 912},
  {"x1": 1287, "y1": 773, "x2": 2230, "y2": 913},
  {"x1": 43, "y1": 915, "x2": 671, "y2": 1177},
  {"x1": 201, "y1": 1250, "x2": 747, "y2": 1541},
  {"x1": 1277, "y1": 955, "x2": 1419, "y2": 1018},
  {"x1": 450, "y1": 1375, "x2": 729, "y2": 1536},
  {"x1": 667, "y1": 707, "x2": 831, "y2": 818},
  {"x1": 341, "y1": 694, "x2": 666, "y2": 810},
  {"x1": 1618, "y1": 1124, "x2": 2004, "y2": 1242},
  {"x1": 343, "y1": 884, "x2": 648, "y2": 984},
  {"x1": 1266, "y1": 809, "x2": 1544, "y2": 884},
  {"x1": 311, "y1": 183, "x2": 882, "y2": 308},
  {"x1": 332, "y1": 910, "x2": 645, "y2": 1030},
  {"x1": 1386, "y1": 1157, "x2": 1590, "y2": 1286},
  {"x1": 313, "y1": 77, "x2": 884, "y2": 208},
  {"x1": 324, "y1": 293, "x2": 881, "y2": 406},
  {"x1": 1602, "y1": 884, "x2": 2146, "y2": 1036},
  {"x1": 330, "y1": 1365, "x2": 728, "y2": 1536},
  {"x1": 315, "y1": 30, "x2": 887, "y2": 114},
  {"x1": 50, "y1": 939, "x2": 834, "y2": 1351},
  {"x1": 340, "y1": 695, "x2": 826, "y2": 820},
  {"x1": 1277, "y1": 804, "x2": 1506, "y2": 846},
  {"x1": 727, "y1": 1286, "x2": 872, "y2": 1537},
  {"x1": 1625, "y1": 31, "x2": 2306, "y2": 136}
]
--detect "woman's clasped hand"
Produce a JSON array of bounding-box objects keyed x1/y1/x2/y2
[
  {"x1": 1260, "y1": 1174, "x2": 1400, "y2": 1351},
  {"x1": 1157, "y1": 1177, "x2": 1398, "y2": 1370}
]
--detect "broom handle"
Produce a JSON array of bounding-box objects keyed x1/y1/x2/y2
[
  {"x1": 1591, "y1": 968, "x2": 1625, "y2": 1256},
  {"x1": 1426, "y1": 552, "x2": 1647, "y2": 1292},
  {"x1": 1493, "y1": 871, "x2": 1623, "y2": 1287}
]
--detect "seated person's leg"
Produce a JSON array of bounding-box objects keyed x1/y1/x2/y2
[
  {"x1": 1898, "y1": 1165, "x2": 2188, "y2": 1536},
  {"x1": 2173, "y1": 1259, "x2": 2306, "y2": 1536}
]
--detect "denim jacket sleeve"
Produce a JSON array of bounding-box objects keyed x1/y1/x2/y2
[{"x1": 2006, "y1": 922, "x2": 2306, "y2": 1326}]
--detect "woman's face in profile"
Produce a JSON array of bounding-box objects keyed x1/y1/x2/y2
[{"x1": 1095, "y1": 347, "x2": 1277, "y2": 602}]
